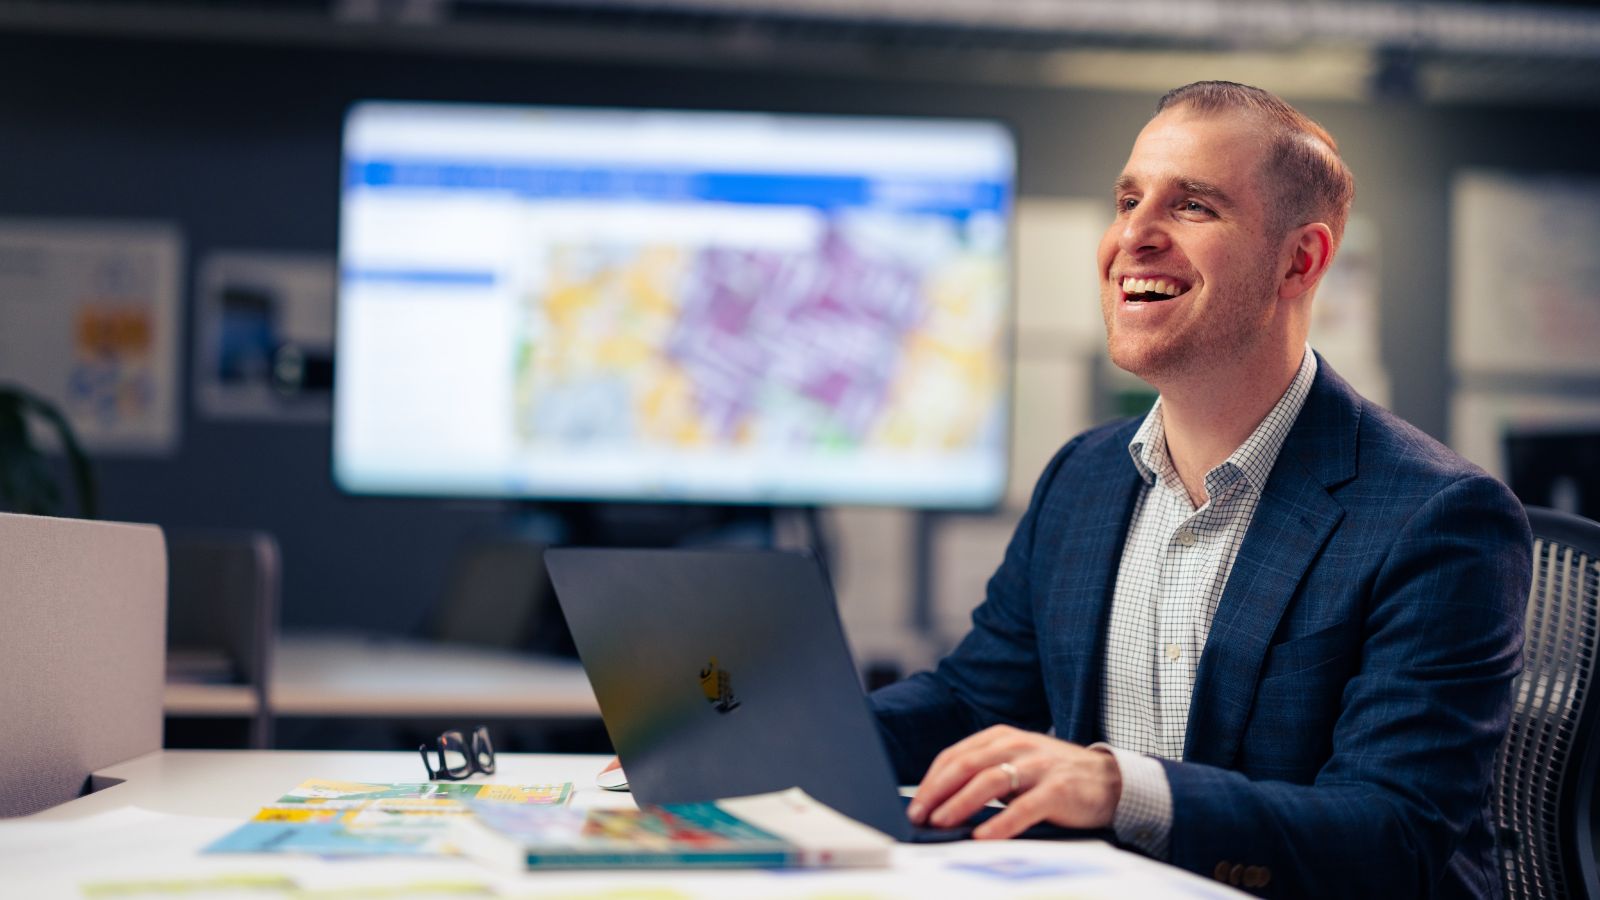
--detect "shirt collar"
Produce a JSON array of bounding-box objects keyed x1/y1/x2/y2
[{"x1": 1127, "y1": 346, "x2": 1318, "y2": 494}]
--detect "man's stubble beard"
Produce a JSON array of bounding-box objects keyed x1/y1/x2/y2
[{"x1": 1102, "y1": 259, "x2": 1282, "y2": 388}]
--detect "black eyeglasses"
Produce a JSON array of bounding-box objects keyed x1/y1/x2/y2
[{"x1": 419, "y1": 725, "x2": 496, "y2": 781}]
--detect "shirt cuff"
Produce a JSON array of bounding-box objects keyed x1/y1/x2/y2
[{"x1": 1090, "y1": 742, "x2": 1172, "y2": 859}]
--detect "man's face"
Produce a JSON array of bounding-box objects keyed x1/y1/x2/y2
[{"x1": 1097, "y1": 107, "x2": 1289, "y2": 385}]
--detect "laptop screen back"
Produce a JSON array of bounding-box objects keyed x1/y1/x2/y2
[{"x1": 545, "y1": 547, "x2": 912, "y2": 838}]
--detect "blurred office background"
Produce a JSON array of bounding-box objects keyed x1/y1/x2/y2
[{"x1": 0, "y1": 0, "x2": 1597, "y2": 750}]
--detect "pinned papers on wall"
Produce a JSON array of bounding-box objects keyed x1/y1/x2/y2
[
  {"x1": 1452, "y1": 171, "x2": 1600, "y2": 377},
  {"x1": 0, "y1": 219, "x2": 182, "y2": 454},
  {"x1": 1449, "y1": 171, "x2": 1600, "y2": 517},
  {"x1": 194, "y1": 251, "x2": 336, "y2": 422}
]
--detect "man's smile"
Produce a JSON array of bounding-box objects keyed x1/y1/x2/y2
[{"x1": 1118, "y1": 274, "x2": 1192, "y2": 304}]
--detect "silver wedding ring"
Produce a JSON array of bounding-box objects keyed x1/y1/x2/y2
[{"x1": 997, "y1": 761, "x2": 1021, "y2": 793}]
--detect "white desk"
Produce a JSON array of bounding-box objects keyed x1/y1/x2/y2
[
  {"x1": 3, "y1": 750, "x2": 1249, "y2": 899},
  {"x1": 165, "y1": 633, "x2": 599, "y2": 720}
]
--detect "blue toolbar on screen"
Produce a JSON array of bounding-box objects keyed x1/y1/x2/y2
[{"x1": 333, "y1": 101, "x2": 1015, "y2": 508}]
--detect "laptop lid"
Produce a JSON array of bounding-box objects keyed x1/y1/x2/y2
[{"x1": 545, "y1": 546, "x2": 915, "y2": 840}]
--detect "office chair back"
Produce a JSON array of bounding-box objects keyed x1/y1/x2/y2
[
  {"x1": 0, "y1": 512, "x2": 166, "y2": 817},
  {"x1": 430, "y1": 536, "x2": 574, "y2": 657},
  {"x1": 1496, "y1": 506, "x2": 1600, "y2": 900},
  {"x1": 166, "y1": 531, "x2": 280, "y2": 748}
]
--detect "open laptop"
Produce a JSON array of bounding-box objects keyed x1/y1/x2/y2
[{"x1": 546, "y1": 546, "x2": 998, "y2": 843}]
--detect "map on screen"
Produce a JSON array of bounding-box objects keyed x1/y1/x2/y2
[{"x1": 334, "y1": 101, "x2": 1014, "y2": 508}]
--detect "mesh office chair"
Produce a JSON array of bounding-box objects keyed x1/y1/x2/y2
[{"x1": 1496, "y1": 506, "x2": 1600, "y2": 900}]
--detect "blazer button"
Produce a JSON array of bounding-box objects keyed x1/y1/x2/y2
[
  {"x1": 1244, "y1": 866, "x2": 1268, "y2": 888},
  {"x1": 1214, "y1": 861, "x2": 1232, "y2": 882},
  {"x1": 1229, "y1": 863, "x2": 1245, "y2": 886}
]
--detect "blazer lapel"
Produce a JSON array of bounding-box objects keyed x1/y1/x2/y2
[
  {"x1": 1046, "y1": 423, "x2": 1145, "y2": 746},
  {"x1": 1183, "y1": 361, "x2": 1359, "y2": 766}
]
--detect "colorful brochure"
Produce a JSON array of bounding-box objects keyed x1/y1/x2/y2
[{"x1": 204, "y1": 779, "x2": 573, "y2": 858}]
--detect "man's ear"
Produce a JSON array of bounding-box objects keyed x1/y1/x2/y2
[{"x1": 1280, "y1": 223, "x2": 1335, "y2": 301}]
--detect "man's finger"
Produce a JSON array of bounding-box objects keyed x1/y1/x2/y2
[
  {"x1": 971, "y1": 788, "x2": 1049, "y2": 840},
  {"x1": 909, "y1": 741, "x2": 1018, "y2": 823},
  {"x1": 928, "y1": 762, "x2": 1018, "y2": 828}
]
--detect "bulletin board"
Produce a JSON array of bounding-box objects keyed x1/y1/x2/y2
[
  {"x1": 1452, "y1": 171, "x2": 1600, "y2": 377},
  {"x1": 0, "y1": 219, "x2": 183, "y2": 454}
]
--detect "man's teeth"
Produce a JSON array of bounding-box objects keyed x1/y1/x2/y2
[{"x1": 1121, "y1": 277, "x2": 1183, "y2": 298}]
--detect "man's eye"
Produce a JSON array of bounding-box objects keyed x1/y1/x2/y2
[
  {"x1": 1118, "y1": 197, "x2": 1138, "y2": 212},
  {"x1": 1181, "y1": 200, "x2": 1213, "y2": 215}
]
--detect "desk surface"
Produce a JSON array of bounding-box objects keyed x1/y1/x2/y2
[
  {"x1": 165, "y1": 633, "x2": 599, "y2": 719},
  {"x1": 24, "y1": 750, "x2": 624, "y2": 823},
  {"x1": 4, "y1": 750, "x2": 1249, "y2": 899}
]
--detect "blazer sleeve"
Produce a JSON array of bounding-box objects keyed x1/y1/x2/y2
[
  {"x1": 868, "y1": 435, "x2": 1085, "y2": 781},
  {"x1": 1162, "y1": 473, "x2": 1531, "y2": 899}
]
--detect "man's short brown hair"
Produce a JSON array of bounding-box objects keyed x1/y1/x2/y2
[{"x1": 1156, "y1": 81, "x2": 1355, "y2": 246}]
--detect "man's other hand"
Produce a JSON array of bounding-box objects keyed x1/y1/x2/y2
[{"x1": 905, "y1": 725, "x2": 1122, "y2": 839}]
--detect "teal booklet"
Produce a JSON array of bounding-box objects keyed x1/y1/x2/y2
[{"x1": 454, "y1": 787, "x2": 893, "y2": 870}]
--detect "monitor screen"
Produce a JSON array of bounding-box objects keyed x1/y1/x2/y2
[{"x1": 334, "y1": 100, "x2": 1015, "y2": 508}]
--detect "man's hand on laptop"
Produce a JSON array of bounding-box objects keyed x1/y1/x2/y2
[{"x1": 906, "y1": 725, "x2": 1121, "y2": 839}]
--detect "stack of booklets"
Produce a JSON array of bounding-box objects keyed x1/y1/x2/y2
[
  {"x1": 454, "y1": 787, "x2": 893, "y2": 870},
  {"x1": 205, "y1": 779, "x2": 573, "y2": 857}
]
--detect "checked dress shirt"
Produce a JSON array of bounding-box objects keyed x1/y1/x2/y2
[{"x1": 1095, "y1": 348, "x2": 1317, "y2": 858}]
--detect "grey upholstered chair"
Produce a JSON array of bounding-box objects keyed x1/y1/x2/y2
[{"x1": 1496, "y1": 506, "x2": 1600, "y2": 900}]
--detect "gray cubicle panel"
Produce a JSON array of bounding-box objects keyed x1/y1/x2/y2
[{"x1": 0, "y1": 512, "x2": 166, "y2": 817}]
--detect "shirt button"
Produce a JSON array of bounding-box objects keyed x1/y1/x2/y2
[
  {"x1": 1166, "y1": 643, "x2": 1182, "y2": 662},
  {"x1": 1176, "y1": 528, "x2": 1196, "y2": 546}
]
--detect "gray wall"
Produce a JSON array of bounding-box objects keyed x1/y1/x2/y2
[{"x1": 3, "y1": 33, "x2": 1595, "y2": 632}]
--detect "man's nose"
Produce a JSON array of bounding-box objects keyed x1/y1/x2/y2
[{"x1": 1118, "y1": 204, "x2": 1169, "y2": 256}]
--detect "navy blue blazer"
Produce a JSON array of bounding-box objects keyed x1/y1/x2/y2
[{"x1": 871, "y1": 360, "x2": 1532, "y2": 899}]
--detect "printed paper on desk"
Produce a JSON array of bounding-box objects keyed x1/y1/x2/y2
[
  {"x1": 278, "y1": 779, "x2": 572, "y2": 806},
  {"x1": 203, "y1": 779, "x2": 575, "y2": 858}
]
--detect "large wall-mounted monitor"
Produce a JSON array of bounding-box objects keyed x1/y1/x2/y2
[{"x1": 334, "y1": 101, "x2": 1015, "y2": 509}]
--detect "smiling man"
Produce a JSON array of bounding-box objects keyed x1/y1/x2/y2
[{"x1": 869, "y1": 82, "x2": 1532, "y2": 898}]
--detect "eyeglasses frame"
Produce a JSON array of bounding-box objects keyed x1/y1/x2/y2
[{"x1": 418, "y1": 724, "x2": 497, "y2": 781}]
